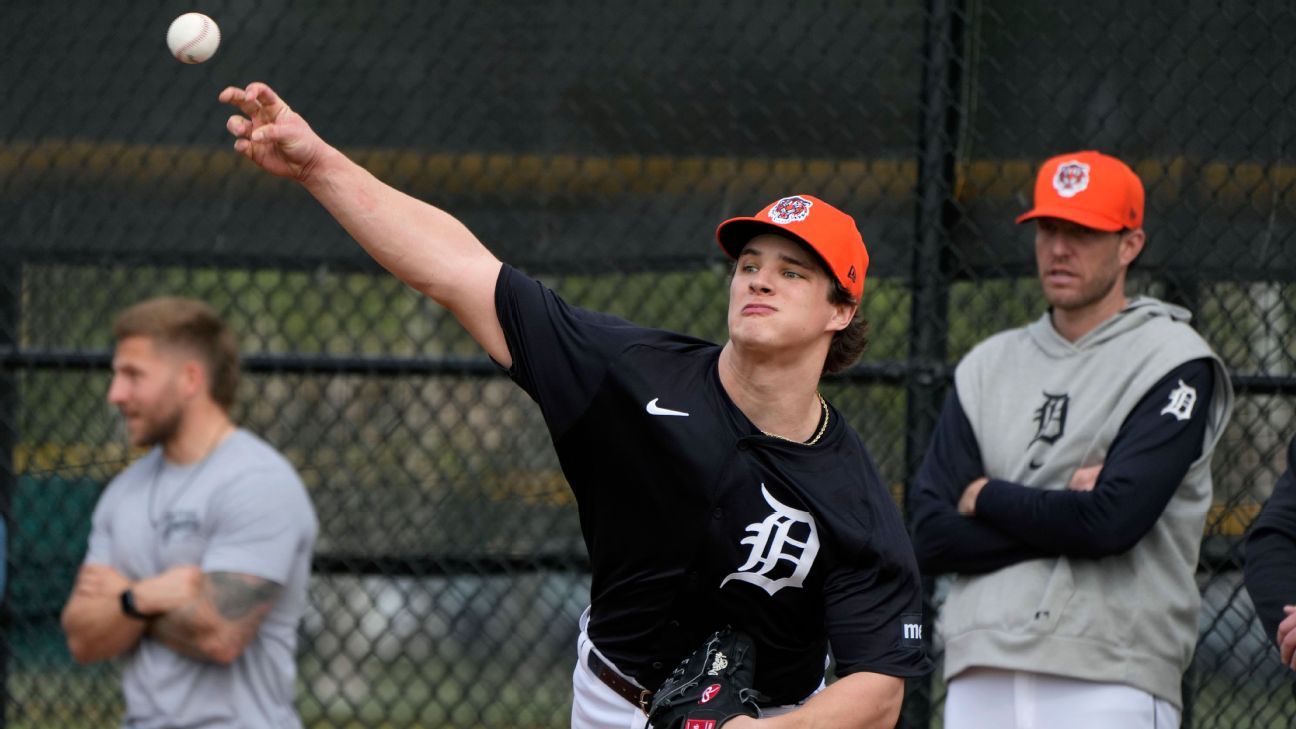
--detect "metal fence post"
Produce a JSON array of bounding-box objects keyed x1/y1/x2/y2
[
  {"x1": 902, "y1": 0, "x2": 967, "y2": 726},
  {"x1": 0, "y1": 256, "x2": 19, "y2": 729}
]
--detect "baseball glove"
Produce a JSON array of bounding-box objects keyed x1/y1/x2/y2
[{"x1": 647, "y1": 626, "x2": 767, "y2": 728}]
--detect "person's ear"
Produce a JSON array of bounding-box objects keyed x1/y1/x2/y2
[
  {"x1": 1119, "y1": 228, "x2": 1146, "y2": 267},
  {"x1": 827, "y1": 303, "x2": 856, "y2": 333},
  {"x1": 178, "y1": 359, "x2": 208, "y2": 401}
]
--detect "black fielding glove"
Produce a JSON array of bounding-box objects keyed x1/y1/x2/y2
[{"x1": 648, "y1": 627, "x2": 767, "y2": 728}]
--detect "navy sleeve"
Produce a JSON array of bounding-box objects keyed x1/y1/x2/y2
[
  {"x1": 822, "y1": 551, "x2": 932, "y2": 678},
  {"x1": 908, "y1": 388, "x2": 1049, "y2": 575},
  {"x1": 494, "y1": 264, "x2": 648, "y2": 437},
  {"x1": 1244, "y1": 436, "x2": 1296, "y2": 650},
  {"x1": 974, "y1": 359, "x2": 1215, "y2": 558},
  {"x1": 825, "y1": 450, "x2": 932, "y2": 678}
]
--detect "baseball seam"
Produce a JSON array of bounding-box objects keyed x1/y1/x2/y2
[{"x1": 174, "y1": 18, "x2": 213, "y2": 61}]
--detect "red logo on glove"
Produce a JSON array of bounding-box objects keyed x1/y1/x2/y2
[
  {"x1": 699, "y1": 684, "x2": 721, "y2": 704},
  {"x1": 685, "y1": 721, "x2": 717, "y2": 729}
]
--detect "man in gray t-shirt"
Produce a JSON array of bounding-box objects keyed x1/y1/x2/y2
[{"x1": 61, "y1": 298, "x2": 317, "y2": 729}]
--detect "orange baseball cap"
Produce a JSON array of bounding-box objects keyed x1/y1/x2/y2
[
  {"x1": 1016, "y1": 151, "x2": 1144, "y2": 232},
  {"x1": 715, "y1": 194, "x2": 870, "y2": 299}
]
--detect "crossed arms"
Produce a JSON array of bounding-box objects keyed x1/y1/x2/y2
[
  {"x1": 908, "y1": 359, "x2": 1214, "y2": 574},
  {"x1": 61, "y1": 563, "x2": 281, "y2": 665}
]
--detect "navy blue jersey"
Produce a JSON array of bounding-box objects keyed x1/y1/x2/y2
[
  {"x1": 1245, "y1": 436, "x2": 1296, "y2": 651},
  {"x1": 494, "y1": 265, "x2": 930, "y2": 702}
]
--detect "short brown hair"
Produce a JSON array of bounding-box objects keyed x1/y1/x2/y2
[
  {"x1": 112, "y1": 297, "x2": 240, "y2": 411},
  {"x1": 824, "y1": 282, "x2": 869, "y2": 375}
]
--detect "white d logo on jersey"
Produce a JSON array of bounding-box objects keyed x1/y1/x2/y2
[{"x1": 720, "y1": 484, "x2": 820, "y2": 596}]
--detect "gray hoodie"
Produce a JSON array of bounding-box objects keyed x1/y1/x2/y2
[{"x1": 940, "y1": 297, "x2": 1233, "y2": 707}]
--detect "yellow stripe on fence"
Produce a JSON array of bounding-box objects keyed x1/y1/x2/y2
[{"x1": 3, "y1": 141, "x2": 1293, "y2": 210}]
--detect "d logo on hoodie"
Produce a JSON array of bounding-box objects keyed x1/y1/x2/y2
[{"x1": 1030, "y1": 392, "x2": 1070, "y2": 446}]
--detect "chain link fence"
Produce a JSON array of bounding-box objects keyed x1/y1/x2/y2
[{"x1": 2, "y1": 0, "x2": 1294, "y2": 726}]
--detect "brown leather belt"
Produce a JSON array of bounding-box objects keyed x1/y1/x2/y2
[{"x1": 587, "y1": 650, "x2": 653, "y2": 713}]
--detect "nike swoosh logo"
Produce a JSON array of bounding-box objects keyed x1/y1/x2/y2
[
  {"x1": 1029, "y1": 459, "x2": 1044, "y2": 469},
  {"x1": 646, "y1": 398, "x2": 689, "y2": 417}
]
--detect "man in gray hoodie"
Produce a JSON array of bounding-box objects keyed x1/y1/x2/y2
[{"x1": 909, "y1": 151, "x2": 1234, "y2": 728}]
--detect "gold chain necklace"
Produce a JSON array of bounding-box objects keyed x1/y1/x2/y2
[{"x1": 759, "y1": 392, "x2": 829, "y2": 446}]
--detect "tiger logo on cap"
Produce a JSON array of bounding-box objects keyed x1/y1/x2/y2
[
  {"x1": 768, "y1": 195, "x2": 813, "y2": 224},
  {"x1": 1052, "y1": 160, "x2": 1091, "y2": 199}
]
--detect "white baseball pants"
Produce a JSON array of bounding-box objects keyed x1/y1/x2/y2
[{"x1": 944, "y1": 667, "x2": 1180, "y2": 729}]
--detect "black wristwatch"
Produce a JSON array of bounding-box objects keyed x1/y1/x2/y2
[{"x1": 119, "y1": 588, "x2": 153, "y2": 620}]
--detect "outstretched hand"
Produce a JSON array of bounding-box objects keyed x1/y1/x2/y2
[{"x1": 219, "y1": 82, "x2": 325, "y2": 181}]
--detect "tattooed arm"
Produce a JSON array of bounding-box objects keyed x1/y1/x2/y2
[{"x1": 146, "y1": 571, "x2": 283, "y2": 664}]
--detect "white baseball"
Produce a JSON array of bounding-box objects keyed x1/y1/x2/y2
[{"x1": 166, "y1": 13, "x2": 221, "y2": 64}]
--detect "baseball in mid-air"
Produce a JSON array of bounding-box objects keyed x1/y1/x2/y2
[{"x1": 166, "y1": 13, "x2": 221, "y2": 64}]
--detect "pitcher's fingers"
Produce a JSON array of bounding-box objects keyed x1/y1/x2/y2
[
  {"x1": 218, "y1": 84, "x2": 268, "y2": 120},
  {"x1": 244, "y1": 82, "x2": 291, "y2": 120},
  {"x1": 248, "y1": 123, "x2": 283, "y2": 144},
  {"x1": 212, "y1": 83, "x2": 268, "y2": 119},
  {"x1": 226, "y1": 115, "x2": 252, "y2": 138},
  {"x1": 218, "y1": 86, "x2": 246, "y2": 106},
  {"x1": 220, "y1": 85, "x2": 265, "y2": 118}
]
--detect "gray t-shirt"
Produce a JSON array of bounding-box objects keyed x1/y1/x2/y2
[{"x1": 84, "y1": 429, "x2": 318, "y2": 729}]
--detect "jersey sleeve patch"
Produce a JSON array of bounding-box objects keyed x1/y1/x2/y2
[
  {"x1": 1160, "y1": 379, "x2": 1198, "y2": 422},
  {"x1": 899, "y1": 612, "x2": 924, "y2": 648}
]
